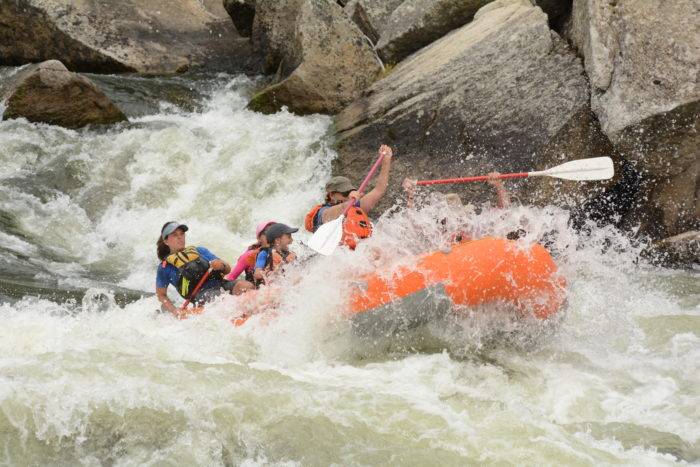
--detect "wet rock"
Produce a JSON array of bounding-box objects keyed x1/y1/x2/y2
[
  {"x1": 0, "y1": 0, "x2": 254, "y2": 75},
  {"x1": 566, "y1": 0, "x2": 699, "y2": 237},
  {"x1": 643, "y1": 231, "x2": 700, "y2": 269},
  {"x1": 223, "y1": 0, "x2": 256, "y2": 37},
  {"x1": 247, "y1": 0, "x2": 381, "y2": 115},
  {"x1": 335, "y1": 0, "x2": 611, "y2": 211},
  {"x1": 1, "y1": 60, "x2": 127, "y2": 129},
  {"x1": 376, "y1": 0, "x2": 493, "y2": 64},
  {"x1": 343, "y1": 0, "x2": 404, "y2": 44}
]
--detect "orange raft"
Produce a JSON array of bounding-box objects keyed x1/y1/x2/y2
[{"x1": 348, "y1": 237, "x2": 566, "y2": 333}]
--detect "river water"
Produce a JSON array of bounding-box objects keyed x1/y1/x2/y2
[{"x1": 0, "y1": 70, "x2": 698, "y2": 465}]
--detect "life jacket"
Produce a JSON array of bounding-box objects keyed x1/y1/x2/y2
[
  {"x1": 304, "y1": 204, "x2": 325, "y2": 233},
  {"x1": 243, "y1": 247, "x2": 260, "y2": 283},
  {"x1": 304, "y1": 203, "x2": 372, "y2": 250},
  {"x1": 162, "y1": 246, "x2": 221, "y2": 299},
  {"x1": 251, "y1": 247, "x2": 294, "y2": 287}
]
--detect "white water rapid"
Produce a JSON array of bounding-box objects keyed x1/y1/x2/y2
[{"x1": 0, "y1": 71, "x2": 698, "y2": 466}]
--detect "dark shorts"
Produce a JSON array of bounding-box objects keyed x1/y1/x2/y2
[{"x1": 193, "y1": 280, "x2": 236, "y2": 304}]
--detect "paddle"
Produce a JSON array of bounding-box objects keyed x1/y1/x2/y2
[
  {"x1": 307, "y1": 152, "x2": 386, "y2": 255},
  {"x1": 180, "y1": 267, "x2": 212, "y2": 310},
  {"x1": 416, "y1": 157, "x2": 614, "y2": 186}
]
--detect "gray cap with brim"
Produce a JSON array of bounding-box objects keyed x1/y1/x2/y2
[
  {"x1": 325, "y1": 176, "x2": 355, "y2": 193},
  {"x1": 161, "y1": 221, "x2": 188, "y2": 240},
  {"x1": 265, "y1": 223, "x2": 298, "y2": 243}
]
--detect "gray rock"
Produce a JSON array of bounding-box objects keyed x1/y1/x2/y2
[
  {"x1": 344, "y1": 0, "x2": 404, "y2": 44},
  {"x1": 566, "y1": 0, "x2": 699, "y2": 139},
  {"x1": 566, "y1": 0, "x2": 699, "y2": 237},
  {"x1": 223, "y1": 0, "x2": 256, "y2": 37},
  {"x1": 643, "y1": 230, "x2": 700, "y2": 269},
  {"x1": 376, "y1": 0, "x2": 493, "y2": 64},
  {"x1": 248, "y1": 0, "x2": 382, "y2": 115},
  {"x1": 335, "y1": 0, "x2": 611, "y2": 211},
  {"x1": 2, "y1": 60, "x2": 127, "y2": 129},
  {"x1": 0, "y1": 0, "x2": 254, "y2": 75}
]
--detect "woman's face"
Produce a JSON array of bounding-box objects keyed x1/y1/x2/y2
[
  {"x1": 164, "y1": 228, "x2": 186, "y2": 252},
  {"x1": 328, "y1": 191, "x2": 349, "y2": 204},
  {"x1": 277, "y1": 233, "x2": 293, "y2": 250}
]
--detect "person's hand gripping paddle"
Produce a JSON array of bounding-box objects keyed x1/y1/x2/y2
[
  {"x1": 178, "y1": 267, "x2": 213, "y2": 316},
  {"x1": 308, "y1": 148, "x2": 389, "y2": 255},
  {"x1": 416, "y1": 157, "x2": 615, "y2": 186}
]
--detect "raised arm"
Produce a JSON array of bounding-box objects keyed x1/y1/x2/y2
[
  {"x1": 358, "y1": 145, "x2": 393, "y2": 214},
  {"x1": 486, "y1": 172, "x2": 511, "y2": 209},
  {"x1": 402, "y1": 177, "x2": 417, "y2": 209}
]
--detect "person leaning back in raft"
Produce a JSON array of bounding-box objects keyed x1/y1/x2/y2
[
  {"x1": 305, "y1": 144, "x2": 394, "y2": 249},
  {"x1": 155, "y1": 221, "x2": 253, "y2": 317}
]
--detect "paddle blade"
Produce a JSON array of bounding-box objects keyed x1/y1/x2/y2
[
  {"x1": 541, "y1": 156, "x2": 614, "y2": 181},
  {"x1": 307, "y1": 216, "x2": 344, "y2": 255}
]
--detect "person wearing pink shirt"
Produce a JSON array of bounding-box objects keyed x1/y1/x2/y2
[{"x1": 225, "y1": 220, "x2": 275, "y2": 285}]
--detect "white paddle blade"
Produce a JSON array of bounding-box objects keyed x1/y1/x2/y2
[
  {"x1": 540, "y1": 156, "x2": 614, "y2": 181},
  {"x1": 307, "y1": 216, "x2": 344, "y2": 255}
]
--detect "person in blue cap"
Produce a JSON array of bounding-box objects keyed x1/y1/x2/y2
[{"x1": 155, "y1": 221, "x2": 253, "y2": 316}]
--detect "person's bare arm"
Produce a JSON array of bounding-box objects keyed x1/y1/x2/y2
[
  {"x1": 358, "y1": 145, "x2": 393, "y2": 214},
  {"x1": 487, "y1": 172, "x2": 511, "y2": 209},
  {"x1": 402, "y1": 177, "x2": 416, "y2": 209},
  {"x1": 156, "y1": 287, "x2": 179, "y2": 316},
  {"x1": 320, "y1": 191, "x2": 360, "y2": 224},
  {"x1": 320, "y1": 145, "x2": 394, "y2": 224}
]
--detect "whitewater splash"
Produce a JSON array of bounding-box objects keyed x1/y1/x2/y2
[{"x1": 0, "y1": 71, "x2": 698, "y2": 465}]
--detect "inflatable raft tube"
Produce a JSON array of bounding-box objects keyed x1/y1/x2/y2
[{"x1": 348, "y1": 237, "x2": 566, "y2": 335}]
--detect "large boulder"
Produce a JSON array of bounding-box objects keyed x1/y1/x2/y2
[
  {"x1": 0, "y1": 0, "x2": 254, "y2": 75},
  {"x1": 566, "y1": 0, "x2": 699, "y2": 237},
  {"x1": 223, "y1": 0, "x2": 256, "y2": 37},
  {"x1": 343, "y1": 0, "x2": 404, "y2": 44},
  {"x1": 1, "y1": 60, "x2": 127, "y2": 128},
  {"x1": 334, "y1": 0, "x2": 611, "y2": 210},
  {"x1": 376, "y1": 0, "x2": 493, "y2": 64},
  {"x1": 247, "y1": 0, "x2": 382, "y2": 115}
]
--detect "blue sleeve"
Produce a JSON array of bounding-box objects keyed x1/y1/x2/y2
[
  {"x1": 255, "y1": 250, "x2": 269, "y2": 269},
  {"x1": 196, "y1": 246, "x2": 218, "y2": 262},
  {"x1": 156, "y1": 264, "x2": 171, "y2": 289},
  {"x1": 314, "y1": 207, "x2": 327, "y2": 231}
]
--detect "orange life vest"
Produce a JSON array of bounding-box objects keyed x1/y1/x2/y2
[
  {"x1": 251, "y1": 247, "x2": 295, "y2": 286},
  {"x1": 304, "y1": 203, "x2": 372, "y2": 250}
]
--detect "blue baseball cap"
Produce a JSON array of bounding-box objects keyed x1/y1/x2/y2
[{"x1": 161, "y1": 221, "x2": 188, "y2": 240}]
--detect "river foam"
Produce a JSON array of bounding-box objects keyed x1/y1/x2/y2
[{"x1": 0, "y1": 72, "x2": 698, "y2": 465}]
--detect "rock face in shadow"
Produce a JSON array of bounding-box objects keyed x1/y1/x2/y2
[
  {"x1": 334, "y1": 0, "x2": 611, "y2": 210},
  {"x1": 1, "y1": 60, "x2": 127, "y2": 128},
  {"x1": 0, "y1": 0, "x2": 254, "y2": 75},
  {"x1": 566, "y1": 0, "x2": 699, "y2": 237},
  {"x1": 532, "y1": 0, "x2": 572, "y2": 28},
  {"x1": 247, "y1": 0, "x2": 381, "y2": 115},
  {"x1": 644, "y1": 230, "x2": 700, "y2": 269},
  {"x1": 376, "y1": 0, "x2": 493, "y2": 64},
  {"x1": 223, "y1": 0, "x2": 256, "y2": 37}
]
